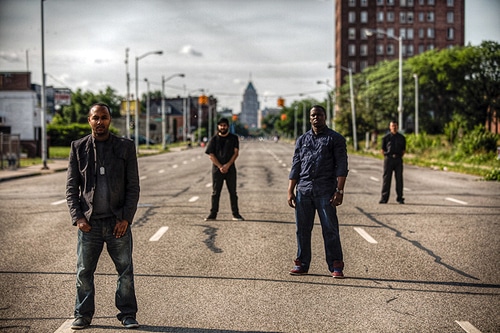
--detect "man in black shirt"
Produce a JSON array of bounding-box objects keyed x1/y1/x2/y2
[
  {"x1": 380, "y1": 121, "x2": 406, "y2": 204},
  {"x1": 204, "y1": 118, "x2": 244, "y2": 221}
]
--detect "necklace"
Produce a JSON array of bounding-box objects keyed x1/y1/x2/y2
[{"x1": 93, "y1": 139, "x2": 106, "y2": 176}]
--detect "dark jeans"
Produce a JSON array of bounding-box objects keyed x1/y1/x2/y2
[
  {"x1": 75, "y1": 217, "x2": 137, "y2": 322},
  {"x1": 210, "y1": 166, "x2": 239, "y2": 215},
  {"x1": 294, "y1": 191, "x2": 343, "y2": 272},
  {"x1": 381, "y1": 156, "x2": 404, "y2": 201}
]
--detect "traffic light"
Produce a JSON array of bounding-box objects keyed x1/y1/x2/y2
[
  {"x1": 232, "y1": 114, "x2": 238, "y2": 122},
  {"x1": 198, "y1": 95, "x2": 208, "y2": 105},
  {"x1": 281, "y1": 113, "x2": 287, "y2": 121},
  {"x1": 277, "y1": 97, "x2": 285, "y2": 107}
]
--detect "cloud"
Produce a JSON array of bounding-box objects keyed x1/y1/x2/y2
[
  {"x1": 0, "y1": 52, "x2": 22, "y2": 63},
  {"x1": 180, "y1": 45, "x2": 203, "y2": 57}
]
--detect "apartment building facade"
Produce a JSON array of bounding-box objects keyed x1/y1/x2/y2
[{"x1": 334, "y1": 0, "x2": 465, "y2": 88}]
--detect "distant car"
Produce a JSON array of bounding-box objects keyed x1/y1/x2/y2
[{"x1": 130, "y1": 135, "x2": 156, "y2": 145}]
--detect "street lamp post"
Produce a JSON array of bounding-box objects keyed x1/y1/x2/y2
[
  {"x1": 413, "y1": 73, "x2": 419, "y2": 136},
  {"x1": 144, "y1": 78, "x2": 150, "y2": 149},
  {"x1": 135, "y1": 50, "x2": 163, "y2": 151},
  {"x1": 327, "y1": 65, "x2": 357, "y2": 151},
  {"x1": 125, "y1": 48, "x2": 131, "y2": 139},
  {"x1": 161, "y1": 73, "x2": 185, "y2": 150},
  {"x1": 40, "y1": 0, "x2": 48, "y2": 169},
  {"x1": 365, "y1": 29, "x2": 403, "y2": 130},
  {"x1": 316, "y1": 80, "x2": 332, "y2": 128}
]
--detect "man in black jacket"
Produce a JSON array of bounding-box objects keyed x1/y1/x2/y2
[
  {"x1": 66, "y1": 103, "x2": 140, "y2": 329},
  {"x1": 380, "y1": 121, "x2": 406, "y2": 204}
]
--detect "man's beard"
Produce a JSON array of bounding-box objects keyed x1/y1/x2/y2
[{"x1": 219, "y1": 128, "x2": 228, "y2": 135}]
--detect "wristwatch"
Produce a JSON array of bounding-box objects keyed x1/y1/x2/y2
[{"x1": 336, "y1": 188, "x2": 344, "y2": 195}]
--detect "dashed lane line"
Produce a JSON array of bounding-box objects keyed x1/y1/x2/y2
[
  {"x1": 353, "y1": 227, "x2": 378, "y2": 244},
  {"x1": 51, "y1": 199, "x2": 67, "y2": 205},
  {"x1": 149, "y1": 226, "x2": 169, "y2": 242},
  {"x1": 446, "y1": 197, "x2": 468, "y2": 205},
  {"x1": 189, "y1": 196, "x2": 199, "y2": 202},
  {"x1": 456, "y1": 321, "x2": 482, "y2": 333}
]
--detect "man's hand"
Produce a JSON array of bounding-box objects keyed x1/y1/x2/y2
[
  {"x1": 330, "y1": 193, "x2": 344, "y2": 207},
  {"x1": 287, "y1": 192, "x2": 296, "y2": 208},
  {"x1": 77, "y1": 218, "x2": 91, "y2": 232},
  {"x1": 113, "y1": 220, "x2": 129, "y2": 238}
]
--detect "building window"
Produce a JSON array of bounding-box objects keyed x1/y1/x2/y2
[
  {"x1": 407, "y1": 28, "x2": 414, "y2": 40},
  {"x1": 447, "y1": 0, "x2": 454, "y2": 6},
  {"x1": 361, "y1": 29, "x2": 368, "y2": 39},
  {"x1": 377, "y1": 0, "x2": 384, "y2": 5},
  {"x1": 387, "y1": 28, "x2": 395, "y2": 38},
  {"x1": 419, "y1": 0, "x2": 424, "y2": 4},
  {"x1": 419, "y1": 28, "x2": 424, "y2": 38},
  {"x1": 361, "y1": 11, "x2": 368, "y2": 23},
  {"x1": 387, "y1": 0, "x2": 394, "y2": 5},
  {"x1": 408, "y1": 0, "x2": 414, "y2": 5},
  {"x1": 418, "y1": 44, "x2": 425, "y2": 54},
  {"x1": 400, "y1": 12, "x2": 406, "y2": 23},
  {"x1": 418, "y1": 12, "x2": 424, "y2": 22},
  {"x1": 447, "y1": 12, "x2": 454, "y2": 23},
  {"x1": 407, "y1": 44, "x2": 414, "y2": 56},
  {"x1": 387, "y1": 44, "x2": 395, "y2": 55},
  {"x1": 427, "y1": 12, "x2": 434, "y2": 22},
  {"x1": 349, "y1": 28, "x2": 356, "y2": 40},
  {"x1": 427, "y1": 28, "x2": 435, "y2": 38},
  {"x1": 349, "y1": 44, "x2": 356, "y2": 56},
  {"x1": 360, "y1": 44, "x2": 368, "y2": 56},
  {"x1": 376, "y1": 44, "x2": 384, "y2": 55},
  {"x1": 447, "y1": 27, "x2": 454, "y2": 40},
  {"x1": 401, "y1": 0, "x2": 407, "y2": 6},
  {"x1": 349, "y1": 0, "x2": 356, "y2": 6},
  {"x1": 399, "y1": 28, "x2": 406, "y2": 39},
  {"x1": 349, "y1": 11, "x2": 356, "y2": 23},
  {"x1": 360, "y1": 61, "x2": 368, "y2": 71},
  {"x1": 361, "y1": 0, "x2": 368, "y2": 6},
  {"x1": 387, "y1": 12, "x2": 395, "y2": 22},
  {"x1": 428, "y1": 44, "x2": 434, "y2": 50},
  {"x1": 407, "y1": 12, "x2": 414, "y2": 23},
  {"x1": 428, "y1": 0, "x2": 434, "y2": 4},
  {"x1": 348, "y1": 62, "x2": 357, "y2": 73},
  {"x1": 377, "y1": 11, "x2": 384, "y2": 22}
]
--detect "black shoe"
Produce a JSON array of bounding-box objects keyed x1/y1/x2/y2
[
  {"x1": 122, "y1": 317, "x2": 139, "y2": 329},
  {"x1": 397, "y1": 199, "x2": 405, "y2": 204},
  {"x1": 71, "y1": 317, "x2": 91, "y2": 330},
  {"x1": 204, "y1": 213, "x2": 217, "y2": 221},
  {"x1": 232, "y1": 213, "x2": 244, "y2": 221},
  {"x1": 379, "y1": 199, "x2": 387, "y2": 204}
]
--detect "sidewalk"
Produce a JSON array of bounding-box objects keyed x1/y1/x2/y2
[{"x1": 0, "y1": 159, "x2": 68, "y2": 182}]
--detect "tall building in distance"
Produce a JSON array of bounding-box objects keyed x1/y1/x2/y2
[
  {"x1": 239, "y1": 81, "x2": 260, "y2": 128},
  {"x1": 334, "y1": 0, "x2": 465, "y2": 88}
]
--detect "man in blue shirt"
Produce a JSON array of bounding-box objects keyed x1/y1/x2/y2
[{"x1": 287, "y1": 105, "x2": 348, "y2": 278}]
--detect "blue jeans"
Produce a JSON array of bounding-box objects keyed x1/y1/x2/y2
[
  {"x1": 294, "y1": 191, "x2": 343, "y2": 272},
  {"x1": 75, "y1": 217, "x2": 137, "y2": 321}
]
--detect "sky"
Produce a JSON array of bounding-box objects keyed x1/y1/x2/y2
[{"x1": 0, "y1": 0, "x2": 499, "y2": 114}]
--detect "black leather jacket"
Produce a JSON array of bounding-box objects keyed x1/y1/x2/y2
[{"x1": 66, "y1": 134, "x2": 140, "y2": 225}]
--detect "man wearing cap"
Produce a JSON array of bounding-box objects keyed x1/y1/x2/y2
[{"x1": 204, "y1": 118, "x2": 244, "y2": 221}]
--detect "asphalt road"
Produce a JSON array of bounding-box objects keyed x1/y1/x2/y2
[{"x1": 0, "y1": 140, "x2": 499, "y2": 333}]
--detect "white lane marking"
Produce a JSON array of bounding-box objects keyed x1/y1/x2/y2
[
  {"x1": 149, "y1": 226, "x2": 169, "y2": 242},
  {"x1": 446, "y1": 197, "x2": 468, "y2": 205},
  {"x1": 455, "y1": 321, "x2": 482, "y2": 333},
  {"x1": 137, "y1": 203, "x2": 153, "y2": 207},
  {"x1": 404, "y1": 187, "x2": 411, "y2": 191},
  {"x1": 353, "y1": 227, "x2": 378, "y2": 244},
  {"x1": 183, "y1": 161, "x2": 188, "y2": 164},
  {"x1": 51, "y1": 199, "x2": 66, "y2": 206},
  {"x1": 282, "y1": 163, "x2": 287, "y2": 167},
  {"x1": 159, "y1": 169, "x2": 165, "y2": 173},
  {"x1": 205, "y1": 183, "x2": 212, "y2": 187},
  {"x1": 172, "y1": 164, "x2": 178, "y2": 168},
  {"x1": 349, "y1": 169, "x2": 358, "y2": 173},
  {"x1": 370, "y1": 176, "x2": 379, "y2": 182},
  {"x1": 54, "y1": 318, "x2": 73, "y2": 332},
  {"x1": 140, "y1": 175, "x2": 147, "y2": 180},
  {"x1": 189, "y1": 196, "x2": 199, "y2": 202}
]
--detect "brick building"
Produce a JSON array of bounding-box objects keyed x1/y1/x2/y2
[{"x1": 334, "y1": 0, "x2": 465, "y2": 88}]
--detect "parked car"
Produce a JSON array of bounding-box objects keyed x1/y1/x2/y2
[{"x1": 129, "y1": 135, "x2": 156, "y2": 145}]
